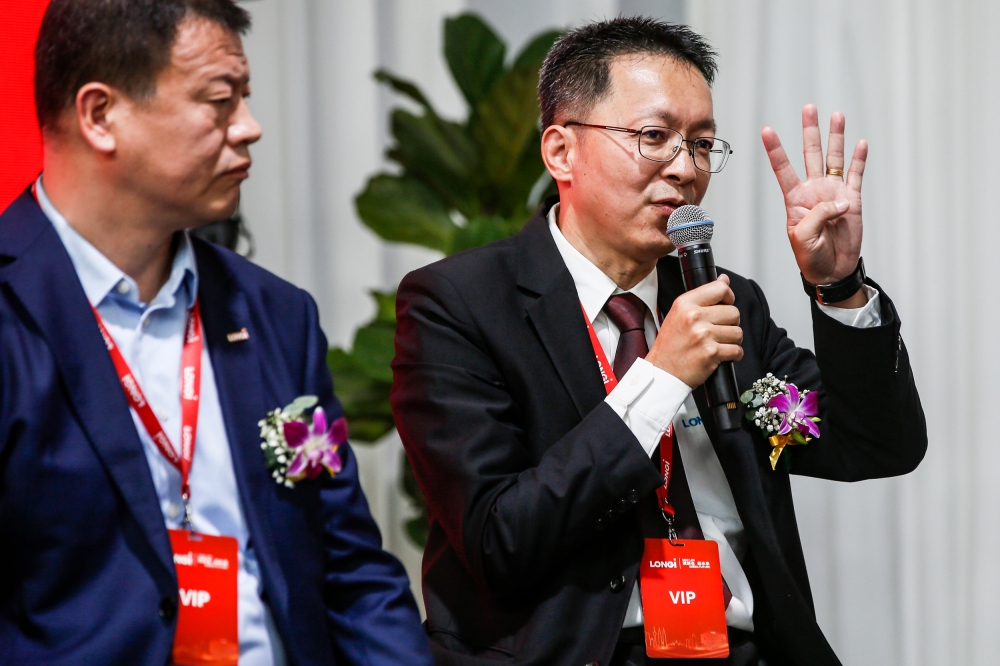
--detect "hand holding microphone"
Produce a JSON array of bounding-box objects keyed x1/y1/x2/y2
[
  {"x1": 645, "y1": 204, "x2": 744, "y2": 431},
  {"x1": 645, "y1": 274, "x2": 742, "y2": 389}
]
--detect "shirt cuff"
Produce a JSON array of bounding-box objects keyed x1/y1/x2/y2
[
  {"x1": 605, "y1": 358, "x2": 692, "y2": 458},
  {"x1": 815, "y1": 284, "x2": 882, "y2": 328}
]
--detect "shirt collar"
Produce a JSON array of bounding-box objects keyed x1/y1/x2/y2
[
  {"x1": 547, "y1": 203, "x2": 660, "y2": 326},
  {"x1": 35, "y1": 176, "x2": 199, "y2": 310}
]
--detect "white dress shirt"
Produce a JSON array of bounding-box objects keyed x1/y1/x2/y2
[
  {"x1": 37, "y1": 178, "x2": 286, "y2": 666},
  {"x1": 547, "y1": 204, "x2": 881, "y2": 633}
]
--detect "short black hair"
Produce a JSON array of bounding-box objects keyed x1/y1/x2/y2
[
  {"x1": 538, "y1": 16, "x2": 717, "y2": 129},
  {"x1": 35, "y1": 0, "x2": 251, "y2": 130}
]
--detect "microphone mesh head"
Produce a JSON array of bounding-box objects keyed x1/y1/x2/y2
[{"x1": 667, "y1": 205, "x2": 714, "y2": 247}]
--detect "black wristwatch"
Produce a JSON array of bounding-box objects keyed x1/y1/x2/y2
[{"x1": 801, "y1": 257, "x2": 866, "y2": 305}]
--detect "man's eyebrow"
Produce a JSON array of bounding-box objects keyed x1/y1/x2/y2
[
  {"x1": 206, "y1": 72, "x2": 250, "y2": 87},
  {"x1": 655, "y1": 112, "x2": 717, "y2": 134}
]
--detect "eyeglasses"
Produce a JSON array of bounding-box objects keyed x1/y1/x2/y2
[{"x1": 563, "y1": 122, "x2": 733, "y2": 173}]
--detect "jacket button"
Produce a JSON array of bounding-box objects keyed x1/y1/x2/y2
[
  {"x1": 610, "y1": 575, "x2": 626, "y2": 592},
  {"x1": 159, "y1": 595, "x2": 177, "y2": 620},
  {"x1": 617, "y1": 498, "x2": 630, "y2": 513},
  {"x1": 627, "y1": 488, "x2": 640, "y2": 503},
  {"x1": 595, "y1": 516, "x2": 607, "y2": 531}
]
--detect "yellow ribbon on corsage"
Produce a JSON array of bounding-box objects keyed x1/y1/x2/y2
[{"x1": 768, "y1": 432, "x2": 812, "y2": 470}]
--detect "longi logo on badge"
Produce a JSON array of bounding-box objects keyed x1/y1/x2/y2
[{"x1": 639, "y1": 539, "x2": 729, "y2": 659}]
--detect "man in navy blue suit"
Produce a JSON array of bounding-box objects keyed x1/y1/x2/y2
[{"x1": 0, "y1": 1, "x2": 432, "y2": 664}]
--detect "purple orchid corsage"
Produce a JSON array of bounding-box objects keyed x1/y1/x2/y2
[
  {"x1": 740, "y1": 374, "x2": 821, "y2": 470},
  {"x1": 258, "y1": 396, "x2": 347, "y2": 488}
]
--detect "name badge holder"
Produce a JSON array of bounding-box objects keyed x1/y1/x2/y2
[
  {"x1": 581, "y1": 304, "x2": 729, "y2": 658},
  {"x1": 92, "y1": 303, "x2": 239, "y2": 665}
]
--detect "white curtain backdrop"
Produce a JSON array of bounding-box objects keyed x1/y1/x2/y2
[{"x1": 239, "y1": 1, "x2": 996, "y2": 663}]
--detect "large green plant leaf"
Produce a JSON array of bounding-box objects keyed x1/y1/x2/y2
[
  {"x1": 449, "y1": 215, "x2": 516, "y2": 255},
  {"x1": 444, "y1": 13, "x2": 506, "y2": 108},
  {"x1": 356, "y1": 175, "x2": 456, "y2": 253},
  {"x1": 327, "y1": 346, "x2": 395, "y2": 443},
  {"x1": 470, "y1": 63, "x2": 543, "y2": 189},
  {"x1": 373, "y1": 69, "x2": 436, "y2": 115},
  {"x1": 387, "y1": 109, "x2": 479, "y2": 217},
  {"x1": 369, "y1": 289, "x2": 397, "y2": 325},
  {"x1": 352, "y1": 326, "x2": 395, "y2": 383}
]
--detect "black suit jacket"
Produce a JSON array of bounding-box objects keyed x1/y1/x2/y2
[{"x1": 391, "y1": 200, "x2": 926, "y2": 666}]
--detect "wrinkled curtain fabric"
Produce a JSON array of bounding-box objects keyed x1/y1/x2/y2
[{"x1": 691, "y1": 2, "x2": 998, "y2": 664}]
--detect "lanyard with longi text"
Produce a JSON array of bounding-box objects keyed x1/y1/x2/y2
[
  {"x1": 95, "y1": 305, "x2": 240, "y2": 665},
  {"x1": 581, "y1": 303, "x2": 730, "y2": 658},
  {"x1": 581, "y1": 303, "x2": 678, "y2": 540},
  {"x1": 91, "y1": 302, "x2": 203, "y2": 529}
]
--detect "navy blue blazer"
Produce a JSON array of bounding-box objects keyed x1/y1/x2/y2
[{"x1": 0, "y1": 190, "x2": 432, "y2": 665}]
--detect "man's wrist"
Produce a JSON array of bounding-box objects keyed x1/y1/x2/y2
[
  {"x1": 823, "y1": 288, "x2": 868, "y2": 309},
  {"x1": 801, "y1": 257, "x2": 866, "y2": 305}
]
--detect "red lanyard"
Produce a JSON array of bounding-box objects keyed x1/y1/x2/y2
[
  {"x1": 581, "y1": 304, "x2": 675, "y2": 519},
  {"x1": 92, "y1": 302, "x2": 203, "y2": 526}
]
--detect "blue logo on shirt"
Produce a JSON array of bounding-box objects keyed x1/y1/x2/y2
[{"x1": 681, "y1": 416, "x2": 703, "y2": 428}]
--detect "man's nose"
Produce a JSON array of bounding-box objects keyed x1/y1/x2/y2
[
  {"x1": 659, "y1": 143, "x2": 697, "y2": 183},
  {"x1": 229, "y1": 97, "x2": 262, "y2": 146}
]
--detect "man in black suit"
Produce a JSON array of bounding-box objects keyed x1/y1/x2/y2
[{"x1": 391, "y1": 17, "x2": 925, "y2": 666}]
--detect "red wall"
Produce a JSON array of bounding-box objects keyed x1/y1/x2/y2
[{"x1": 1, "y1": 1, "x2": 50, "y2": 211}]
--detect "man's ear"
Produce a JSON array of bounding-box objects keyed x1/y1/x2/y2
[
  {"x1": 541, "y1": 124, "x2": 576, "y2": 185},
  {"x1": 75, "y1": 83, "x2": 119, "y2": 155}
]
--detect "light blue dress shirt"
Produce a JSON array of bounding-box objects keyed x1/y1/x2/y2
[{"x1": 36, "y1": 179, "x2": 286, "y2": 666}]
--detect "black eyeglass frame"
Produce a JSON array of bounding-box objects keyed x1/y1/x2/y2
[{"x1": 562, "y1": 121, "x2": 733, "y2": 173}]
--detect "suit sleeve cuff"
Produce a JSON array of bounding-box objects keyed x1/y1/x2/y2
[
  {"x1": 605, "y1": 358, "x2": 692, "y2": 458},
  {"x1": 815, "y1": 284, "x2": 881, "y2": 328}
]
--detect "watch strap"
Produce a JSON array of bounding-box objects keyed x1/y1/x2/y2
[{"x1": 801, "y1": 257, "x2": 866, "y2": 305}]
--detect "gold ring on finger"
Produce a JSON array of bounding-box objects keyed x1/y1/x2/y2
[{"x1": 825, "y1": 168, "x2": 844, "y2": 177}]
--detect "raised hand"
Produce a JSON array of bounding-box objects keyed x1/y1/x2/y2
[{"x1": 761, "y1": 104, "x2": 867, "y2": 287}]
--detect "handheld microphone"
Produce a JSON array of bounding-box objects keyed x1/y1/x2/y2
[{"x1": 666, "y1": 205, "x2": 742, "y2": 432}]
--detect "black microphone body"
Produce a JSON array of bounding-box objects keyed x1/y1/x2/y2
[{"x1": 676, "y1": 241, "x2": 743, "y2": 432}]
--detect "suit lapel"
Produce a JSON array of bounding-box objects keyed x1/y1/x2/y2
[
  {"x1": 517, "y1": 207, "x2": 607, "y2": 419},
  {"x1": 193, "y1": 243, "x2": 289, "y2": 615},
  {"x1": 0, "y1": 194, "x2": 175, "y2": 579}
]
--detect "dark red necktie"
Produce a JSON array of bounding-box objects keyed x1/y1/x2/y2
[{"x1": 602, "y1": 293, "x2": 733, "y2": 607}]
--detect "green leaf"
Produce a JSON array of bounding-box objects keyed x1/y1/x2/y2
[
  {"x1": 405, "y1": 515, "x2": 429, "y2": 548},
  {"x1": 352, "y1": 326, "x2": 396, "y2": 383},
  {"x1": 739, "y1": 390, "x2": 755, "y2": 404},
  {"x1": 513, "y1": 28, "x2": 563, "y2": 68},
  {"x1": 370, "y1": 290, "x2": 397, "y2": 325},
  {"x1": 387, "y1": 109, "x2": 479, "y2": 216},
  {"x1": 444, "y1": 13, "x2": 506, "y2": 108},
  {"x1": 283, "y1": 395, "x2": 318, "y2": 417},
  {"x1": 374, "y1": 69, "x2": 436, "y2": 114},
  {"x1": 347, "y1": 418, "x2": 396, "y2": 443},
  {"x1": 355, "y1": 175, "x2": 456, "y2": 252},
  {"x1": 326, "y1": 347, "x2": 394, "y2": 443},
  {"x1": 489, "y1": 130, "x2": 547, "y2": 218},
  {"x1": 471, "y1": 63, "x2": 543, "y2": 187},
  {"x1": 448, "y1": 216, "x2": 516, "y2": 254},
  {"x1": 791, "y1": 430, "x2": 810, "y2": 445}
]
